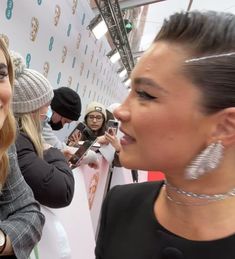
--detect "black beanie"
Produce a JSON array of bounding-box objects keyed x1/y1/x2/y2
[{"x1": 51, "y1": 87, "x2": 81, "y2": 121}]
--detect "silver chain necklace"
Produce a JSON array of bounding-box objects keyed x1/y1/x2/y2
[{"x1": 163, "y1": 180, "x2": 235, "y2": 206}]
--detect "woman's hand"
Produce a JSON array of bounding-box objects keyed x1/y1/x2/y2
[
  {"x1": 78, "y1": 150, "x2": 99, "y2": 169},
  {"x1": 43, "y1": 143, "x2": 53, "y2": 150},
  {"x1": 96, "y1": 135, "x2": 109, "y2": 145},
  {"x1": 62, "y1": 149, "x2": 74, "y2": 161},
  {"x1": 67, "y1": 130, "x2": 82, "y2": 146},
  {"x1": 104, "y1": 129, "x2": 121, "y2": 152}
]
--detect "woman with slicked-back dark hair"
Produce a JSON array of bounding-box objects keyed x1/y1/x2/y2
[{"x1": 95, "y1": 11, "x2": 235, "y2": 259}]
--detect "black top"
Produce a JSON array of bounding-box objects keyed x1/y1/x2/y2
[
  {"x1": 95, "y1": 181, "x2": 235, "y2": 259},
  {"x1": 15, "y1": 132, "x2": 74, "y2": 208}
]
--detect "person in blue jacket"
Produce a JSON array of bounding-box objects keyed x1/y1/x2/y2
[{"x1": 11, "y1": 51, "x2": 74, "y2": 208}]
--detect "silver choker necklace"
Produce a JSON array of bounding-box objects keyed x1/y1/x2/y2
[{"x1": 163, "y1": 180, "x2": 235, "y2": 206}]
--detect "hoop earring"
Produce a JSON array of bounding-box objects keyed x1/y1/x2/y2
[{"x1": 185, "y1": 141, "x2": 224, "y2": 180}]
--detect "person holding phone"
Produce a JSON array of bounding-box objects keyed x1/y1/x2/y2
[
  {"x1": 66, "y1": 122, "x2": 95, "y2": 147},
  {"x1": 95, "y1": 10, "x2": 235, "y2": 258},
  {"x1": 42, "y1": 86, "x2": 82, "y2": 150},
  {"x1": 11, "y1": 51, "x2": 75, "y2": 208},
  {"x1": 42, "y1": 88, "x2": 99, "y2": 167},
  {"x1": 82, "y1": 101, "x2": 108, "y2": 144}
]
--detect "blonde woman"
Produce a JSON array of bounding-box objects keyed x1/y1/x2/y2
[
  {"x1": 11, "y1": 52, "x2": 74, "y2": 208},
  {"x1": 0, "y1": 39, "x2": 44, "y2": 258}
]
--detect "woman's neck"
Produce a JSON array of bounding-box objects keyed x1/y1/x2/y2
[
  {"x1": 164, "y1": 179, "x2": 235, "y2": 206},
  {"x1": 155, "y1": 179, "x2": 235, "y2": 241}
]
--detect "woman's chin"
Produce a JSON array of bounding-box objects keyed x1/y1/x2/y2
[{"x1": 119, "y1": 153, "x2": 144, "y2": 171}]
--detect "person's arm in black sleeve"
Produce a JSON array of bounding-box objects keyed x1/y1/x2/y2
[{"x1": 16, "y1": 133, "x2": 74, "y2": 208}]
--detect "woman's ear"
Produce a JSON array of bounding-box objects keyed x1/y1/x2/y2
[{"x1": 211, "y1": 108, "x2": 235, "y2": 147}]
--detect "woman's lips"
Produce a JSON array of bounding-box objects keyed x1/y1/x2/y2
[
  {"x1": 120, "y1": 131, "x2": 135, "y2": 146},
  {"x1": 91, "y1": 125, "x2": 99, "y2": 128}
]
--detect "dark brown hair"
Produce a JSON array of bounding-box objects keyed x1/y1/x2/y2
[{"x1": 154, "y1": 11, "x2": 235, "y2": 114}]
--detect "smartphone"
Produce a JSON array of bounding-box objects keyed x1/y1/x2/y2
[
  {"x1": 66, "y1": 122, "x2": 86, "y2": 146},
  {"x1": 82, "y1": 127, "x2": 97, "y2": 141},
  {"x1": 69, "y1": 139, "x2": 97, "y2": 167},
  {"x1": 107, "y1": 120, "x2": 119, "y2": 135}
]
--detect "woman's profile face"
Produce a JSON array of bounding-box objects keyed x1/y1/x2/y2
[
  {"x1": 0, "y1": 49, "x2": 11, "y2": 130},
  {"x1": 114, "y1": 42, "x2": 210, "y2": 174},
  {"x1": 86, "y1": 111, "x2": 104, "y2": 132},
  {"x1": 39, "y1": 102, "x2": 50, "y2": 121}
]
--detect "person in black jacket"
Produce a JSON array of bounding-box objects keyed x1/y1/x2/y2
[
  {"x1": 95, "y1": 11, "x2": 235, "y2": 259},
  {"x1": 11, "y1": 51, "x2": 74, "y2": 208}
]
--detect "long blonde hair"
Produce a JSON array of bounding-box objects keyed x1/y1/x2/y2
[
  {"x1": 0, "y1": 39, "x2": 16, "y2": 186},
  {"x1": 17, "y1": 109, "x2": 44, "y2": 158}
]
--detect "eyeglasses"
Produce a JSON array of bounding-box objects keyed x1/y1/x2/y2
[{"x1": 87, "y1": 115, "x2": 103, "y2": 121}]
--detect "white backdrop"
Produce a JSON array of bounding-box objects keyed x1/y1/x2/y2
[
  {"x1": 30, "y1": 156, "x2": 111, "y2": 259},
  {"x1": 0, "y1": 0, "x2": 128, "y2": 141}
]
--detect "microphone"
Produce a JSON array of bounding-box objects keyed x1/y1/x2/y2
[{"x1": 162, "y1": 247, "x2": 184, "y2": 259}]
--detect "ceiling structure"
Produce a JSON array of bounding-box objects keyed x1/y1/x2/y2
[
  {"x1": 88, "y1": 0, "x2": 166, "y2": 76},
  {"x1": 90, "y1": 0, "x2": 166, "y2": 11},
  {"x1": 91, "y1": 0, "x2": 136, "y2": 74},
  {"x1": 88, "y1": 0, "x2": 235, "y2": 77}
]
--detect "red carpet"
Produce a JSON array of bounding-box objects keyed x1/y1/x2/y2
[{"x1": 148, "y1": 171, "x2": 165, "y2": 181}]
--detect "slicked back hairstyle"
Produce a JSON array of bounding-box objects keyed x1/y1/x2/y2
[{"x1": 154, "y1": 11, "x2": 235, "y2": 114}]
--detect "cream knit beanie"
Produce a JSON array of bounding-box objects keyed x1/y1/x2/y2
[
  {"x1": 11, "y1": 51, "x2": 54, "y2": 114},
  {"x1": 85, "y1": 101, "x2": 107, "y2": 121}
]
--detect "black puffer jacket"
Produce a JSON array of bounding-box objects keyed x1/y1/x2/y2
[{"x1": 15, "y1": 132, "x2": 74, "y2": 208}]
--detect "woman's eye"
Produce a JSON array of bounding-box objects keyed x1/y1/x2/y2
[
  {"x1": 0, "y1": 70, "x2": 8, "y2": 80},
  {"x1": 135, "y1": 90, "x2": 156, "y2": 100}
]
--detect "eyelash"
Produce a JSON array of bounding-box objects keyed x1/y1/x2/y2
[
  {"x1": 0, "y1": 70, "x2": 8, "y2": 80},
  {"x1": 135, "y1": 90, "x2": 156, "y2": 100}
]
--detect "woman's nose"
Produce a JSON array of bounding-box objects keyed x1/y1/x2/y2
[{"x1": 113, "y1": 106, "x2": 130, "y2": 122}]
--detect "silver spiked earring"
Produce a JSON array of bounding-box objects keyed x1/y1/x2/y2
[{"x1": 185, "y1": 141, "x2": 224, "y2": 180}]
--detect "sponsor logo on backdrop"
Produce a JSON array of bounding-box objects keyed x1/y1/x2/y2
[{"x1": 54, "y1": 5, "x2": 61, "y2": 26}]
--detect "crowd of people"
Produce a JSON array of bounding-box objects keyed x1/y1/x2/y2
[
  {"x1": 0, "y1": 7, "x2": 234, "y2": 259},
  {"x1": 0, "y1": 38, "x2": 120, "y2": 258}
]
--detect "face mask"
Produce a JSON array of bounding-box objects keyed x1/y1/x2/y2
[
  {"x1": 49, "y1": 120, "x2": 63, "y2": 130},
  {"x1": 46, "y1": 106, "x2": 53, "y2": 120},
  {"x1": 41, "y1": 119, "x2": 47, "y2": 129}
]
